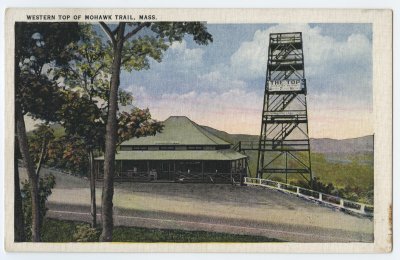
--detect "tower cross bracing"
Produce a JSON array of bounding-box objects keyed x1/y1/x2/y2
[{"x1": 256, "y1": 32, "x2": 312, "y2": 185}]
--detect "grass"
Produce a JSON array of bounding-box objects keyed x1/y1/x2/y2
[
  {"x1": 203, "y1": 126, "x2": 373, "y2": 202},
  {"x1": 311, "y1": 152, "x2": 373, "y2": 191},
  {"x1": 245, "y1": 151, "x2": 373, "y2": 204},
  {"x1": 40, "y1": 218, "x2": 282, "y2": 243}
]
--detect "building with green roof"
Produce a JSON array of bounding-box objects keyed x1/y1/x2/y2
[{"x1": 95, "y1": 116, "x2": 247, "y2": 183}]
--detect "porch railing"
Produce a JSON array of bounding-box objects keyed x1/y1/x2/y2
[{"x1": 97, "y1": 171, "x2": 243, "y2": 183}]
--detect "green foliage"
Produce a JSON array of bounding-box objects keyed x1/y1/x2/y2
[
  {"x1": 41, "y1": 218, "x2": 77, "y2": 243},
  {"x1": 27, "y1": 124, "x2": 90, "y2": 176},
  {"x1": 121, "y1": 36, "x2": 168, "y2": 71},
  {"x1": 238, "y1": 149, "x2": 373, "y2": 204},
  {"x1": 287, "y1": 155, "x2": 374, "y2": 204},
  {"x1": 60, "y1": 91, "x2": 105, "y2": 148},
  {"x1": 59, "y1": 136, "x2": 89, "y2": 175},
  {"x1": 16, "y1": 73, "x2": 69, "y2": 121},
  {"x1": 40, "y1": 218, "x2": 281, "y2": 242},
  {"x1": 21, "y1": 174, "x2": 56, "y2": 241},
  {"x1": 56, "y1": 24, "x2": 111, "y2": 99},
  {"x1": 291, "y1": 177, "x2": 335, "y2": 195},
  {"x1": 112, "y1": 226, "x2": 279, "y2": 242},
  {"x1": 73, "y1": 224, "x2": 100, "y2": 242},
  {"x1": 310, "y1": 152, "x2": 374, "y2": 204},
  {"x1": 149, "y1": 22, "x2": 213, "y2": 45},
  {"x1": 117, "y1": 108, "x2": 164, "y2": 144},
  {"x1": 57, "y1": 24, "x2": 164, "y2": 153},
  {"x1": 15, "y1": 23, "x2": 81, "y2": 119},
  {"x1": 15, "y1": 23, "x2": 81, "y2": 69},
  {"x1": 28, "y1": 124, "x2": 55, "y2": 163}
]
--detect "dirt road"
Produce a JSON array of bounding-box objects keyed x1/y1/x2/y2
[{"x1": 29, "y1": 168, "x2": 373, "y2": 242}]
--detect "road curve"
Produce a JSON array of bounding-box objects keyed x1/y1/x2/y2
[{"x1": 23, "y1": 168, "x2": 374, "y2": 242}]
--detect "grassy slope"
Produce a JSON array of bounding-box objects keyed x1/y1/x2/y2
[
  {"x1": 41, "y1": 218, "x2": 282, "y2": 242},
  {"x1": 201, "y1": 125, "x2": 374, "y2": 203}
]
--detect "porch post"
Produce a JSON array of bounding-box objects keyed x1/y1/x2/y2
[
  {"x1": 201, "y1": 161, "x2": 204, "y2": 181},
  {"x1": 120, "y1": 160, "x2": 123, "y2": 178},
  {"x1": 239, "y1": 159, "x2": 243, "y2": 186},
  {"x1": 173, "y1": 161, "x2": 176, "y2": 180},
  {"x1": 96, "y1": 160, "x2": 99, "y2": 179}
]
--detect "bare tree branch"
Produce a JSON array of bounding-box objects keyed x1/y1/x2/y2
[
  {"x1": 99, "y1": 22, "x2": 116, "y2": 46},
  {"x1": 123, "y1": 22, "x2": 151, "y2": 42}
]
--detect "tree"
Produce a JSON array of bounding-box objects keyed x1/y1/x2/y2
[
  {"x1": 15, "y1": 22, "x2": 80, "y2": 241},
  {"x1": 20, "y1": 173, "x2": 56, "y2": 241},
  {"x1": 14, "y1": 140, "x2": 25, "y2": 242},
  {"x1": 99, "y1": 22, "x2": 212, "y2": 241},
  {"x1": 28, "y1": 124, "x2": 55, "y2": 176},
  {"x1": 56, "y1": 25, "x2": 163, "y2": 227}
]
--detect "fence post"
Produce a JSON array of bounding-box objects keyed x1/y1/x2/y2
[
  {"x1": 259, "y1": 178, "x2": 262, "y2": 185},
  {"x1": 277, "y1": 183, "x2": 281, "y2": 189},
  {"x1": 296, "y1": 187, "x2": 300, "y2": 194},
  {"x1": 360, "y1": 204, "x2": 365, "y2": 213},
  {"x1": 318, "y1": 193, "x2": 322, "y2": 201},
  {"x1": 340, "y1": 199, "x2": 344, "y2": 207}
]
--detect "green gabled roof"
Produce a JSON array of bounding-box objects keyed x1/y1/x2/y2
[
  {"x1": 121, "y1": 116, "x2": 230, "y2": 146},
  {"x1": 96, "y1": 149, "x2": 246, "y2": 161}
]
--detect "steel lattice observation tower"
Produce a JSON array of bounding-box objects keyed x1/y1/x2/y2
[{"x1": 236, "y1": 32, "x2": 312, "y2": 186}]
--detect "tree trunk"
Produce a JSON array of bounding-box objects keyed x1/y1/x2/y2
[
  {"x1": 15, "y1": 105, "x2": 41, "y2": 242},
  {"x1": 35, "y1": 139, "x2": 47, "y2": 176},
  {"x1": 14, "y1": 142, "x2": 26, "y2": 242},
  {"x1": 89, "y1": 150, "x2": 96, "y2": 228},
  {"x1": 100, "y1": 23, "x2": 125, "y2": 242}
]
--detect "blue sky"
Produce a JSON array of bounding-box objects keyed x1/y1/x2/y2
[{"x1": 119, "y1": 23, "x2": 373, "y2": 139}]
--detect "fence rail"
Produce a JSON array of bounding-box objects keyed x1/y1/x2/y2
[{"x1": 244, "y1": 177, "x2": 373, "y2": 217}]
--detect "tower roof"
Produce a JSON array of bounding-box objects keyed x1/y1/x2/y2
[{"x1": 120, "y1": 116, "x2": 230, "y2": 146}]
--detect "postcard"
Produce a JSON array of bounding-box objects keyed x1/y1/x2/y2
[{"x1": 4, "y1": 8, "x2": 392, "y2": 252}]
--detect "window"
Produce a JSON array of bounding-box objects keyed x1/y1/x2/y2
[
  {"x1": 132, "y1": 146, "x2": 148, "y2": 150},
  {"x1": 159, "y1": 146, "x2": 175, "y2": 150},
  {"x1": 187, "y1": 146, "x2": 203, "y2": 150},
  {"x1": 215, "y1": 145, "x2": 231, "y2": 150}
]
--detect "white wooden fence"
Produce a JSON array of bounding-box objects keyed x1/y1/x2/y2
[{"x1": 244, "y1": 177, "x2": 373, "y2": 217}]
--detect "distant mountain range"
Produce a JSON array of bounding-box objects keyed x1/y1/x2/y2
[
  {"x1": 309, "y1": 136, "x2": 373, "y2": 154},
  {"x1": 200, "y1": 125, "x2": 373, "y2": 154},
  {"x1": 30, "y1": 122, "x2": 373, "y2": 155}
]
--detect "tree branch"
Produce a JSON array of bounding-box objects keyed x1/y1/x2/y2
[
  {"x1": 92, "y1": 64, "x2": 105, "y2": 79},
  {"x1": 123, "y1": 22, "x2": 151, "y2": 42},
  {"x1": 121, "y1": 49, "x2": 147, "y2": 65},
  {"x1": 111, "y1": 24, "x2": 120, "y2": 36},
  {"x1": 99, "y1": 22, "x2": 116, "y2": 46},
  {"x1": 68, "y1": 64, "x2": 84, "y2": 82}
]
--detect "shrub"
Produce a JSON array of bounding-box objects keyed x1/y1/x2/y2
[
  {"x1": 21, "y1": 173, "x2": 56, "y2": 241},
  {"x1": 73, "y1": 224, "x2": 100, "y2": 242}
]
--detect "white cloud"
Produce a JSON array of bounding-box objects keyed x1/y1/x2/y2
[
  {"x1": 229, "y1": 24, "x2": 372, "y2": 81},
  {"x1": 161, "y1": 40, "x2": 205, "y2": 71},
  {"x1": 122, "y1": 24, "x2": 373, "y2": 139}
]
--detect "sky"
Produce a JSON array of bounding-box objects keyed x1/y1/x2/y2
[
  {"x1": 22, "y1": 23, "x2": 373, "y2": 139},
  {"x1": 118, "y1": 23, "x2": 373, "y2": 139}
]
